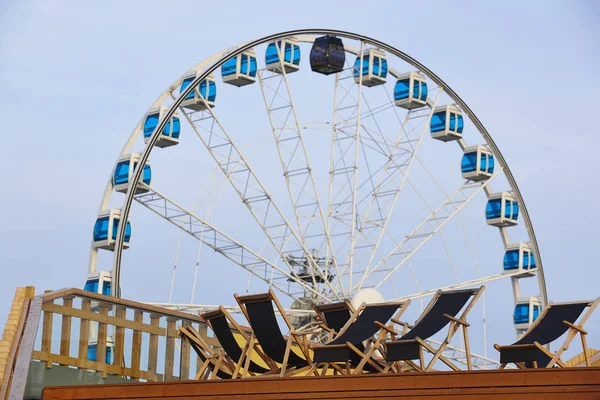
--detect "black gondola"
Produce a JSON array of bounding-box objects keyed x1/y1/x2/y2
[{"x1": 310, "y1": 35, "x2": 345, "y2": 75}]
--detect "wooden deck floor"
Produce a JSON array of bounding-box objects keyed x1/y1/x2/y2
[{"x1": 43, "y1": 367, "x2": 600, "y2": 400}]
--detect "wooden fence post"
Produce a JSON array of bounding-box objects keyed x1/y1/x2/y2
[
  {"x1": 130, "y1": 310, "x2": 143, "y2": 380},
  {"x1": 77, "y1": 299, "x2": 91, "y2": 363},
  {"x1": 165, "y1": 318, "x2": 177, "y2": 381},
  {"x1": 41, "y1": 299, "x2": 53, "y2": 368},
  {"x1": 180, "y1": 321, "x2": 191, "y2": 381},
  {"x1": 114, "y1": 306, "x2": 126, "y2": 374},
  {"x1": 58, "y1": 296, "x2": 74, "y2": 366},
  {"x1": 96, "y1": 304, "x2": 110, "y2": 378},
  {"x1": 148, "y1": 314, "x2": 160, "y2": 381}
]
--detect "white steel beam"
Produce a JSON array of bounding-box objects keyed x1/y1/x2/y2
[
  {"x1": 175, "y1": 93, "x2": 342, "y2": 301},
  {"x1": 356, "y1": 170, "x2": 503, "y2": 292},
  {"x1": 134, "y1": 184, "x2": 331, "y2": 303}
]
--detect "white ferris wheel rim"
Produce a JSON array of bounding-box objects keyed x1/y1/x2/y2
[{"x1": 89, "y1": 29, "x2": 548, "y2": 323}]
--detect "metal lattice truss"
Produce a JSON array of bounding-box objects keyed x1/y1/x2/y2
[
  {"x1": 173, "y1": 90, "x2": 343, "y2": 301},
  {"x1": 134, "y1": 184, "x2": 331, "y2": 303},
  {"x1": 356, "y1": 171, "x2": 503, "y2": 292},
  {"x1": 257, "y1": 59, "x2": 341, "y2": 297}
]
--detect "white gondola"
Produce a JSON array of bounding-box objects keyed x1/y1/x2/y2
[
  {"x1": 265, "y1": 38, "x2": 301, "y2": 74},
  {"x1": 113, "y1": 153, "x2": 151, "y2": 194},
  {"x1": 504, "y1": 243, "x2": 536, "y2": 274},
  {"x1": 92, "y1": 209, "x2": 131, "y2": 251},
  {"x1": 514, "y1": 297, "x2": 542, "y2": 331},
  {"x1": 461, "y1": 145, "x2": 494, "y2": 181},
  {"x1": 394, "y1": 72, "x2": 428, "y2": 109},
  {"x1": 353, "y1": 48, "x2": 388, "y2": 87},
  {"x1": 221, "y1": 49, "x2": 258, "y2": 87},
  {"x1": 143, "y1": 106, "x2": 181, "y2": 148},
  {"x1": 180, "y1": 71, "x2": 217, "y2": 111},
  {"x1": 430, "y1": 105, "x2": 464, "y2": 141},
  {"x1": 486, "y1": 192, "x2": 519, "y2": 227}
]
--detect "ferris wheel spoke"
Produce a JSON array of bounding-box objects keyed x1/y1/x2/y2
[
  {"x1": 354, "y1": 169, "x2": 503, "y2": 293},
  {"x1": 412, "y1": 155, "x2": 486, "y2": 281},
  {"x1": 174, "y1": 93, "x2": 342, "y2": 301},
  {"x1": 133, "y1": 184, "x2": 331, "y2": 303},
  {"x1": 257, "y1": 58, "x2": 342, "y2": 296},
  {"x1": 327, "y1": 42, "x2": 366, "y2": 292},
  {"x1": 352, "y1": 88, "x2": 443, "y2": 287},
  {"x1": 343, "y1": 87, "x2": 441, "y2": 287},
  {"x1": 324, "y1": 88, "x2": 441, "y2": 233},
  {"x1": 404, "y1": 176, "x2": 461, "y2": 283},
  {"x1": 391, "y1": 267, "x2": 534, "y2": 302}
]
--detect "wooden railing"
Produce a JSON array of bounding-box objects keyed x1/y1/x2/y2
[{"x1": 28, "y1": 288, "x2": 215, "y2": 382}]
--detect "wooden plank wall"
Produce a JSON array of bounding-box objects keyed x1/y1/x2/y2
[
  {"x1": 0, "y1": 286, "x2": 35, "y2": 396},
  {"x1": 43, "y1": 367, "x2": 600, "y2": 400},
  {"x1": 0, "y1": 287, "x2": 33, "y2": 385}
]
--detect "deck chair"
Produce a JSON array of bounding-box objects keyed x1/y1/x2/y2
[
  {"x1": 178, "y1": 325, "x2": 233, "y2": 380},
  {"x1": 235, "y1": 290, "x2": 316, "y2": 377},
  {"x1": 495, "y1": 298, "x2": 600, "y2": 369},
  {"x1": 313, "y1": 301, "x2": 355, "y2": 340},
  {"x1": 314, "y1": 300, "x2": 384, "y2": 374},
  {"x1": 201, "y1": 306, "x2": 277, "y2": 378},
  {"x1": 383, "y1": 287, "x2": 484, "y2": 372},
  {"x1": 310, "y1": 300, "x2": 410, "y2": 375}
]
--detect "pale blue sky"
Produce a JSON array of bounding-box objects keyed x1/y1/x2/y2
[{"x1": 1, "y1": 0, "x2": 599, "y2": 357}]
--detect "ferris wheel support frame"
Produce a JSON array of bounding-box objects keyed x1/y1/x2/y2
[{"x1": 101, "y1": 29, "x2": 547, "y2": 309}]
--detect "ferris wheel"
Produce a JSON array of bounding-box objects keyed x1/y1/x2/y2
[{"x1": 85, "y1": 29, "x2": 548, "y2": 369}]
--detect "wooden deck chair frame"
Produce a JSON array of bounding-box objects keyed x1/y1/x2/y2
[
  {"x1": 235, "y1": 289, "x2": 317, "y2": 377},
  {"x1": 495, "y1": 298, "x2": 600, "y2": 369},
  {"x1": 382, "y1": 286, "x2": 485, "y2": 373},
  {"x1": 178, "y1": 325, "x2": 234, "y2": 380},
  {"x1": 202, "y1": 306, "x2": 278, "y2": 379},
  {"x1": 308, "y1": 300, "x2": 410, "y2": 376}
]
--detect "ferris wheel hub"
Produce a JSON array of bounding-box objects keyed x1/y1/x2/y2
[{"x1": 352, "y1": 288, "x2": 385, "y2": 309}]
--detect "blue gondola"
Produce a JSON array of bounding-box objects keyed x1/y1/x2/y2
[
  {"x1": 430, "y1": 105, "x2": 464, "y2": 141},
  {"x1": 180, "y1": 71, "x2": 217, "y2": 111},
  {"x1": 310, "y1": 35, "x2": 345, "y2": 75},
  {"x1": 83, "y1": 270, "x2": 118, "y2": 363},
  {"x1": 353, "y1": 49, "x2": 387, "y2": 87},
  {"x1": 222, "y1": 49, "x2": 258, "y2": 87},
  {"x1": 84, "y1": 270, "x2": 113, "y2": 296},
  {"x1": 113, "y1": 153, "x2": 151, "y2": 194},
  {"x1": 84, "y1": 270, "x2": 121, "y2": 299},
  {"x1": 265, "y1": 38, "x2": 300, "y2": 74},
  {"x1": 394, "y1": 72, "x2": 428, "y2": 109},
  {"x1": 143, "y1": 106, "x2": 181, "y2": 148},
  {"x1": 486, "y1": 192, "x2": 519, "y2": 227},
  {"x1": 514, "y1": 297, "x2": 542, "y2": 331},
  {"x1": 87, "y1": 341, "x2": 114, "y2": 364},
  {"x1": 461, "y1": 145, "x2": 494, "y2": 181},
  {"x1": 92, "y1": 209, "x2": 131, "y2": 251},
  {"x1": 504, "y1": 243, "x2": 536, "y2": 273}
]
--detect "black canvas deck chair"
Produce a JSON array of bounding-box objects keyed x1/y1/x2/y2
[
  {"x1": 178, "y1": 325, "x2": 233, "y2": 380},
  {"x1": 310, "y1": 300, "x2": 410, "y2": 375},
  {"x1": 313, "y1": 300, "x2": 355, "y2": 340},
  {"x1": 314, "y1": 300, "x2": 384, "y2": 374},
  {"x1": 383, "y1": 287, "x2": 484, "y2": 372},
  {"x1": 314, "y1": 301, "x2": 382, "y2": 374},
  {"x1": 495, "y1": 298, "x2": 600, "y2": 369},
  {"x1": 234, "y1": 290, "x2": 315, "y2": 377},
  {"x1": 201, "y1": 306, "x2": 277, "y2": 378}
]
